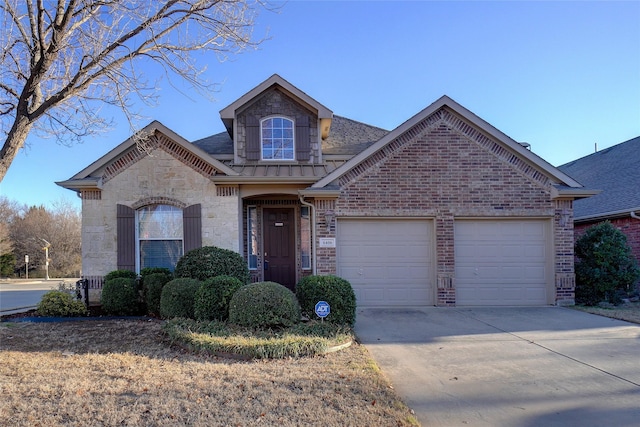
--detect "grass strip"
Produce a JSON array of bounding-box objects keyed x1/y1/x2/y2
[{"x1": 163, "y1": 318, "x2": 354, "y2": 359}]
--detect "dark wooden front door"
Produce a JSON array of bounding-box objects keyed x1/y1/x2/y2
[{"x1": 263, "y1": 208, "x2": 296, "y2": 290}]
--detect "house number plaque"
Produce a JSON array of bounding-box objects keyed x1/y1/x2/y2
[{"x1": 319, "y1": 238, "x2": 336, "y2": 248}]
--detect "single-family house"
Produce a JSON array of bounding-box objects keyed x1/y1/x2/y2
[
  {"x1": 58, "y1": 74, "x2": 596, "y2": 306},
  {"x1": 558, "y1": 136, "x2": 640, "y2": 270}
]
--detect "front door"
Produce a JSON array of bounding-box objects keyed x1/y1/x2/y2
[{"x1": 263, "y1": 208, "x2": 296, "y2": 290}]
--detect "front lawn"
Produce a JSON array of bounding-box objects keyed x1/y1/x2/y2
[{"x1": 0, "y1": 319, "x2": 419, "y2": 426}]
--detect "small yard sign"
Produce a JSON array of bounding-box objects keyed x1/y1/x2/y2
[{"x1": 315, "y1": 301, "x2": 330, "y2": 319}]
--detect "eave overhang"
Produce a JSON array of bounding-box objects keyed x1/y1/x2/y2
[{"x1": 574, "y1": 206, "x2": 640, "y2": 223}]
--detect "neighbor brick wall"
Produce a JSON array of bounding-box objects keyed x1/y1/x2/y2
[{"x1": 316, "y1": 106, "x2": 573, "y2": 306}]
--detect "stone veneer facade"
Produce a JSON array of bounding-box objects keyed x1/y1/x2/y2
[{"x1": 80, "y1": 148, "x2": 239, "y2": 297}]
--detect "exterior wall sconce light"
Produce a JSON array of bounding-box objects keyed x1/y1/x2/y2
[
  {"x1": 559, "y1": 208, "x2": 571, "y2": 227},
  {"x1": 324, "y1": 211, "x2": 335, "y2": 230}
]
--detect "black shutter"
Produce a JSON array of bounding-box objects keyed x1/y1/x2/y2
[
  {"x1": 183, "y1": 204, "x2": 202, "y2": 253},
  {"x1": 246, "y1": 116, "x2": 261, "y2": 160},
  {"x1": 296, "y1": 115, "x2": 310, "y2": 161},
  {"x1": 116, "y1": 204, "x2": 136, "y2": 272}
]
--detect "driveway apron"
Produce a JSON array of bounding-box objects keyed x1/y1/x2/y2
[{"x1": 355, "y1": 307, "x2": 640, "y2": 427}]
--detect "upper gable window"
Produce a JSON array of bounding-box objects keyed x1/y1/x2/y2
[{"x1": 261, "y1": 117, "x2": 294, "y2": 160}]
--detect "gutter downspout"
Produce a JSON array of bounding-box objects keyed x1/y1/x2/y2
[
  {"x1": 631, "y1": 211, "x2": 640, "y2": 221},
  {"x1": 299, "y1": 194, "x2": 317, "y2": 275}
]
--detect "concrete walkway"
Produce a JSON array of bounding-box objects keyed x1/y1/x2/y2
[{"x1": 355, "y1": 306, "x2": 640, "y2": 427}]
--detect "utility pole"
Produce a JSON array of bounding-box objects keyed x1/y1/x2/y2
[{"x1": 40, "y1": 239, "x2": 51, "y2": 280}]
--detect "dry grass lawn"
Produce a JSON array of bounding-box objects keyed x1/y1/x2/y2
[
  {"x1": 572, "y1": 301, "x2": 640, "y2": 324},
  {"x1": 0, "y1": 319, "x2": 418, "y2": 427}
]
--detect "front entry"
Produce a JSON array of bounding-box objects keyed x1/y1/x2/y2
[{"x1": 263, "y1": 208, "x2": 296, "y2": 290}]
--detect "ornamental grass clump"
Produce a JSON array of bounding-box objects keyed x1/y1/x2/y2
[
  {"x1": 228, "y1": 281, "x2": 301, "y2": 328},
  {"x1": 296, "y1": 275, "x2": 357, "y2": 326}
]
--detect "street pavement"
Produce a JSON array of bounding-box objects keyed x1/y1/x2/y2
[{"x1": 0, "y1": 278, "x2": 78, "y2": 315}]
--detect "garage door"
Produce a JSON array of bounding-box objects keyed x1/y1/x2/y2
[
  {"x1": 455, "y1": 219, "x2": 551, "y2": 306},
  {"x1": 337, "y1": 219, "x2": 434, "y2": 306}
]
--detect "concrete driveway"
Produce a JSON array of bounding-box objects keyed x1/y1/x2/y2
[{"x1": 355, "y1": 307, "x2": 640, "y2": 427}]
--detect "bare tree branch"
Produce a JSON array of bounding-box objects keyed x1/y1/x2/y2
[{"x1": 0, "y1": 0, "x2": 272, "y2": 181}]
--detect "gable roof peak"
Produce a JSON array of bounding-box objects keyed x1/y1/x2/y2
[{"x1": 219, "y1": 74, "x2": 333, "y2": 136}]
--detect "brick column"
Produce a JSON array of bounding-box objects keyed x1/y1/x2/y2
[
  {"x1": 436, "y1": 211, "x2": 456, "y2": 306},
  {"x1": 554, "y1": 199, "x2": 575, "y2": 305}
]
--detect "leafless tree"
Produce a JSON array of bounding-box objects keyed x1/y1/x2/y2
[
  {"x1": 0, "y1": 195, "x2": 23, "y2": 255},
  {"x1": 0, "y1": 0, "x2": 270, "y2": 181},
  {"x1": 9, "y1": 199, "x2": 81, "y2": 277}
]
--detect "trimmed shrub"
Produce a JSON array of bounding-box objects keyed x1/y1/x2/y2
[
  {"x1": 159, "y1": 278, "x2": 201, "y2": 319},
  {"x1": 296, "y1": 275, "x2": 357, "y2": 326},
  {"x1": 144, "y1": 272, "x2": 173, "y2": 316},
  {"x1": 194, "y1": 275, "x2": 244, "y2": 321},
  {"x1": 140, "y1": 267, "x2": 173, "y2": 279},
  {"x1": 37, "y1": 290, "x2": 87, "y2": 317},
  {"x1": 101, "y1": 277, "x2": 140, "y2": 315},
  {"x1": 104, "y1": 269, "x2": 137, "y2": 282},
  {"x1": 229, "y1": 281, "x2": 301, "y2": 328},
  {"x1": 174, "y1": 246, "x2": 250, "y2": 284},
  {"x1": 575, "y1": 221, "x2": 640, "y2": 306}
]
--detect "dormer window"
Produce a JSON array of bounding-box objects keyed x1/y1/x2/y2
[{"x1": 261, "y1": 117, "x2": 294, "y2": 160}]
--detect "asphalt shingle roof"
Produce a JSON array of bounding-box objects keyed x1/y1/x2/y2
[
  {"x1": 558, "y1": 136, "x2": 640, "y2": 219},
  {"x1": 191, "y1": 115, "x2": 390, "y2": 157}
]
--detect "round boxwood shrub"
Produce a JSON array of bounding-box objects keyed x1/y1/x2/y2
[
  {"x1": 104, "y1": 269, "x2": 137, "y2": 282},
  {"x1": 229, "y1": 281, "x2": 301, "y2": 328},
  {"x1": 159, "y1": 278, "x2": 201, "y2": 319},
  {"x1": 575, "y1": 221, "x2": 640, "y2": 306},
  {"x1": 174, "y1": 246, "x2": 250, "y2": 284},
  {"x1": 37, "y1": 290, "x2": 87, "y2": 317},
  {"x1": 144, "y1": 272, "x2": 173, "y2": 316},
  {"x1": 194, "y1": 275, "x2": 244, "y2": 321},
  {"x1": 296, "y1": 275, "x2": 357, "y2": 326},
  {"x1": 101, "y1": 277, "x2": 140, "y2": 315}
]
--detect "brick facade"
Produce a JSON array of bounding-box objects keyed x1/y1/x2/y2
[
  {"x1": 312, "y1": 108, "x2": 575, "y2": 306},
  {"x1": 236, "y1": 88, "x2": 320, "y2": 164}
]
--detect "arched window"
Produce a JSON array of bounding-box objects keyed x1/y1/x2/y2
[
  {"x1": 261, "y1": 117, "x2": 294, "y2": 160},
  {"x1": 136, "y1": 204, "x2": 183, "y2": 271}
]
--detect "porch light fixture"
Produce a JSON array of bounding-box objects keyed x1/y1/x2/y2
[
  {"x1": 559, "y1": 208, "x2": 571, "y2": 227},
  {"x1": 324, "y1": 211, "x2": 335, "y2": 230}
]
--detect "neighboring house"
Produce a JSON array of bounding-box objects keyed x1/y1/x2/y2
[
  {"x1": 58, "y1": 74, "x2": 596, "y2": 307},
  {"x1": 558, "y1": 136, "x2": 640, "y2": 268}
]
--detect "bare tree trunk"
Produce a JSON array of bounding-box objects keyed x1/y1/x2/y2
[{"x1": 0, "y1": 114, "x2": 33, "y2": 182}]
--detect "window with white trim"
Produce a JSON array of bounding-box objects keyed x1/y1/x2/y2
[
  {"x1": 136, "y1": 205, "x2": 183, "y2": 271},
  {"x1": 261, "y1": 117, "x2": 294, "y2": 160}
]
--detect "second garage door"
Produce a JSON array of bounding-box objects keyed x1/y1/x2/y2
[
  {"x1": 454, "y1": 219, "x2": 552, "y2": 306},
  {"x1": 337, "y1": 219, "x2": 434, "y2": 306}
]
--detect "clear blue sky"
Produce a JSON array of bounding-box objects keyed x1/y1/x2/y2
[{"x1": 1, "y1": 0, "x2": 639, "y2": 209}]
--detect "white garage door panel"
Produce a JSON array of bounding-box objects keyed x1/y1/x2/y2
[
  {"x1": 338, "y1": 219, "x2": 433, "y2": 306},
  {"x1": 455, "y1": 220, "x2": 550, "y2": 306}
]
